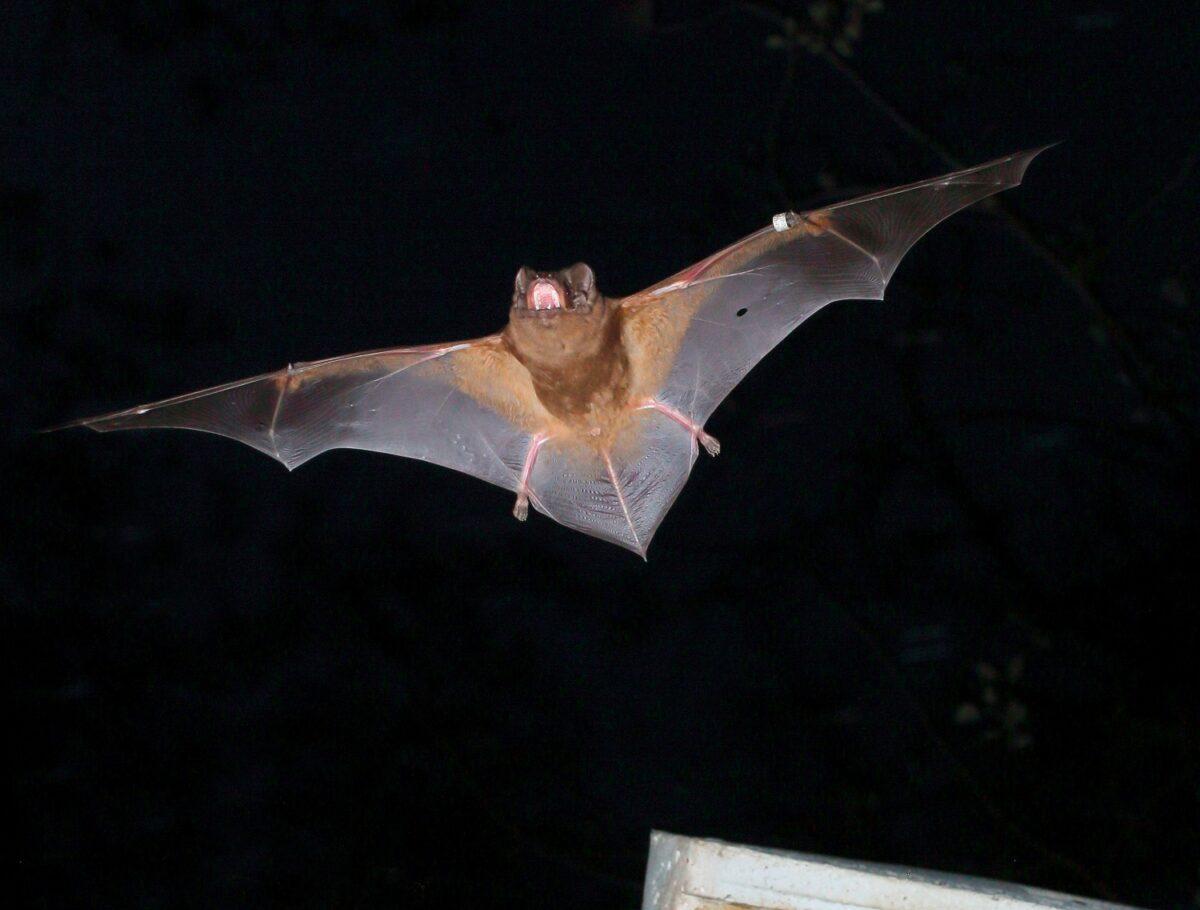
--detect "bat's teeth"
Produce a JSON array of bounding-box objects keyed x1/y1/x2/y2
[{"x1": 529, "y1": 280, "x2": 563, "y2": 311}]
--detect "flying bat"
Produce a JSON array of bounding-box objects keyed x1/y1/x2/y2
[{"x1": 55, "y1": 149, "x2": 1047, "y2": 556}]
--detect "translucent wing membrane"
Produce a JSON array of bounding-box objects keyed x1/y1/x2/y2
[
  {"x1": 528, "y1": 410, "x2": 698, "y2": 556},
  {"x1": 60, "y1": 340, "x2": 533, "y2": 491},
  {"x1": 57, "y1": 149, "x2": 1047, "y2": 556},
  {"x1": 632, "y1": 147, "x2": 1048, "y2": 426}
]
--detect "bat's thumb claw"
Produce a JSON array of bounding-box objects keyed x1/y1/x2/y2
[{"x1": 699, "y1": 432, "x2": 721, "y2": 457}]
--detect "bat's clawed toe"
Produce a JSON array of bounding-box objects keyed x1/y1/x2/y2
[
  {"x1": 640, "y1": 398, "x2": 721, "y2": 457},
  {"x1": 512, "y1": 493, "x2": 530, "y2": 521}
]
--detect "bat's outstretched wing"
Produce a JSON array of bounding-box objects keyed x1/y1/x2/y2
[
  {"x1": 56, "y1": 337, "x2": 546, "y2": 494},
  {"x1": 620, "y1": 148, "x2": 1049, "y2": 428},
  {"x1": 579, "y1": 149, "x2": 1048, "y2": 555}
]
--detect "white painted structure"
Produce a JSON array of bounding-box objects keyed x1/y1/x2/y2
[{"x1": 642, "y1": 832, "x2": 1138, "y2": 910}]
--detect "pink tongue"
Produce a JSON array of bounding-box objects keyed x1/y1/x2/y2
[{"x1": 531, "y1": 282, "x2": 561, "y2": 310}]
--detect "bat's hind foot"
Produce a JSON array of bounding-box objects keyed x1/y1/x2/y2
[
  {"x1": 513, "y1": 493, "x2": 530, "y2": 521},
  {"x1": 512, "y1": 432, "x2": 549, "y2": 523},
  {"x1": 641, "y1": 399, "x2": 721, "y2": 457},
  {"x1": 698, "y1": 430, "x2": 720, "y2": 457}
]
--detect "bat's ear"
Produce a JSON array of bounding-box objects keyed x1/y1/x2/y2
[
  {"x1": 562, "y1": 262, "x2": 595, "y2": 297},
  {"x1": 513, "y1": 266, "x2": 536, "y2": 297}
]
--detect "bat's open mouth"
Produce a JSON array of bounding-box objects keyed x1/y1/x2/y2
[{"x1": 528, "y1": 279, "x2": 563, "y2": 311}]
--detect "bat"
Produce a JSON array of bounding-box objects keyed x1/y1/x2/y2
[{"x1": 54, "y1": 148, "x2": 1048, "y2": 557}]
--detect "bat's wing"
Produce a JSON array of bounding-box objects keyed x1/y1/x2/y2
[
  {"x1": 620, "y1": 148, "x2": 1049, "y2": 427},
  {"x1": 573, "y1": 148, "x2": 1049, "y2": 556},
  {"x1": 525, "y1": 410, "x2": 699, "y2": 557},
  {"x1": 56, "y1": 336, "x2": 546, "y2": 494}
]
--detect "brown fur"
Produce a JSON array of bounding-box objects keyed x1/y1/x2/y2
[
  {"x1": 453, "y1": 214, "x2": 825, "y2": 452},
  {"x1": 504, "y1": 302, "x2": 630, "y2": 425},
  {"x1": 485, "y1": 213, "x2": 825, "y2": 448},
  {"x1": 499, "y1": 267, "x2": 641, "y2": 446},
  {"x1": 443, "y1": 338, "x2": 554, "y2": 434}
]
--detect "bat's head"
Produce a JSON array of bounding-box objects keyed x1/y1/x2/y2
[
  {"x1": 506, "y1": 263, "x2": 616, "y2": 370},
  {"x1": 510, "y1": 263, "x2": 601, "y2": 316}
]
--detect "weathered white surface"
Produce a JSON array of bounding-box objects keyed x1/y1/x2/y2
[{"x1": 642, "y1": 831, "x2": 1138, "y2": 910}]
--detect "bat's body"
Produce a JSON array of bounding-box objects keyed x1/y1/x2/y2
[{"x1": 58, "y1": 149, "x2": 1048, "y2": 556}]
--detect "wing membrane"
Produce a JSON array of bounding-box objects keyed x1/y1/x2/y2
[
  {"x1": 527, "y1": 409, "x2": 698, "y2": 556},
  {"x1": 57, "y1": 149, "x2": 1048, "y2": 556},
  {"x1": 626, "y1": 147, "x2": 1048, "y2": 425},
  {"x1": 61, "y1": 338, "x2": 536, "y2": 492}
]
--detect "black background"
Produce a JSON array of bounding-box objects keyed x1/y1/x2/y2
[{"x1": 7, "y1": 2, "x2": 1199, "y2": 907}]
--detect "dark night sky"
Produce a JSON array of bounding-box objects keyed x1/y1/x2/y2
[{"x1": 5, "y1": 2, "x2": 1199, "y2": 908}]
